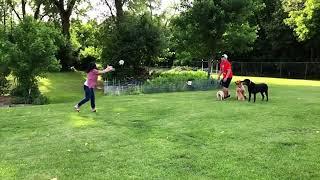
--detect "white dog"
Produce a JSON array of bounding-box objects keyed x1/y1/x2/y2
[{"x1": 216, "y1": 90, "x2": 224, "y2": 101}]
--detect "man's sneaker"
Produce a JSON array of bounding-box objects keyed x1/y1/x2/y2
[
  {"x1": 92, "y1": 109, "x2": 97, "y2": 113},
  {"x1": 225, "y1": 95, "x2": 231, "y2": 99}
]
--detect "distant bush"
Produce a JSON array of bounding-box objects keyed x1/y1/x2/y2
[
  {"x1": 0, "y1": 64, "x2": 10, "y2": 96},
  {"x1": 32, "y1": 94, "x2": 50, "y2": 105},
  {"x1": 11, "y1": 86, "x2": 49, "y2": 105},
  {"x1": 142, "y1": 79, "x2": 216, "y2": 94},
  {"x1": 150, "y1": 69, "x2": 207, "y2": 83},
  {"x1": 142, "y1": 69, "x2": 216, "y2": 93},
  {"x1": 0, "y1": 76, "x2": 9, "y2": 95}
]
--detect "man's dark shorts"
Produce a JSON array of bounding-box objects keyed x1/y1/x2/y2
[{"x1": 220, "y1": 78, "x2": 232, "y2": 88}]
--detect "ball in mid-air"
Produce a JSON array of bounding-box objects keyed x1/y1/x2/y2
[{"x1": 119, "y1": 60, "x2": 124, "y2": 65}]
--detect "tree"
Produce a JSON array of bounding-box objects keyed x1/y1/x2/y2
[
  {"x1": 172, "y1": 0, "x2": 258, "y2": 76},
  {"x1": 283, "y1": 0, "x2": 320, "y2": 61},
  {"x1": 50, "y1": 0, "x2": 78, "y2": 38},
  {"x1": 283, "y1": 0, "x2": 320, "y2": 41},
  {"x1": 100, "y1": 13, "x2": 163, "y2": 79},
  {"x1": 235, "y1": 0, "x2": 307, "y2": 61},
  {"x1": 70, "y1": 20, "x2": 101, "y2": 70},
  {"x1": 0, "y1": 28, "x2": 10, "y2": 95},
  {"x1": 103, "y1": 0, "x2": 128, "y2": 22},
  {"x1": 5, "y1": 0, "x2": 48, "y2": 20},
  {"x1": 4, "y1": 17, "x2": 62, "y2": 104},
  {"x1": 103, "y1": 0, "x2": 160, "y2": 22}
]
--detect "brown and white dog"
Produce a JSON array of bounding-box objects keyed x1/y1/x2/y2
[{"x1": 235, "y1": 80, "x2": 246, "y2": 101}]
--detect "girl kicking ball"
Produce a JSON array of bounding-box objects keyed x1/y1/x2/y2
[{"x1": 74, "y1": 62, "x2": 114, "y2": 112}]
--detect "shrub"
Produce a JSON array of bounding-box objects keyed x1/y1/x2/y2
[
  {"x1": 32, "y1": 94, "x2": 49, "y2": 105},
  {"x1": 142, "y1": 70, "x2": 216, "y2": 93},
  {"x1": 100, "y1": 13, "x2": 163, "y2": 79},
  {"x1": 11, "y1": 84, "x2": 48, "y2": 105},
  {"x1": 142, "y1": 79, "x2": 217, "y2": 94},
  {"x1": 0, "y1": 29, "x2": 11, "y2": 95},
  {"x1": 149, "y1": 69, "x2": 207, "y2": 84},
  {"x1": 0, "y1": 76, "x2": 9, "y2": 95},
  {"x1": 0, "y1": 64, "x2": 10, "y2": 96},
  {"x1": 4, "y1": 17, "x2": 62, "y2": 104}
]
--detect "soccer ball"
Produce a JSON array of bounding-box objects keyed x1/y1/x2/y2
[{"x1": 119, "y1": 60, "x2": 124, "y2": 65}]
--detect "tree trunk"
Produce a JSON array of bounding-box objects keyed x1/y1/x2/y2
[
  {"x1": 3, "y1": 2, "x2": 6, "y2": 31},
  {"x1": 148, "y1": 0, "x2": 153, "y2": 17},
  {"x1": 115, "y1": 0, "x2": 124, "y2": 22},
  {"x1": 61, "y1": 13, "x2": 71, "y2": 38},
  {"x1": 34, "y1": 3, "x2": 41, "y2": 20},
  {"x1": 208, "y1": 55, "x2": 214, "y2": 79},
  {"x1": 52, "y1": 0, "x2": 76, "y2": 70},
  {"x1": 21, "y1": 0, "x2": 26, "y2": 18}
]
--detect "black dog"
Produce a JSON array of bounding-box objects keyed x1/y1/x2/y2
[{"x1": 241, "y1": 79, "x2": 268, "y2": 102}]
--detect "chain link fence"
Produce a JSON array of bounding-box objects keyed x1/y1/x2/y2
[
  {"x1": 103, "y1": 61, "x2": 319, "y2": 95},
  {"x1": 231, "y1": 62, "x2": 320, "y2": 80},
  {"x1": 103, "y1": 79, "x2": 218, "y2": 95},
  {"x1": 187, "y1": 60, "x2": 320, "y2": 80}
]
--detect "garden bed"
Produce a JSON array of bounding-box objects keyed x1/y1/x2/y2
[
  {"x1": 104, "y1": 69, "x2": 219, "y2": 95},
  {"x1": 0, "y1": 96, "x2": 12, "y2": 106}
]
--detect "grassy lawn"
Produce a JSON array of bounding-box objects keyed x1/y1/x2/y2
[{"x1": 1, "y1": 73, "x2": 320, "y2": 179}]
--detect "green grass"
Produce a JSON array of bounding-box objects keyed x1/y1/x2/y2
[
  {"x1": 1, "y1": 73, "x2": 320, "y2": 179},
  {"x1": 38, "y1": 72, "x2": 87, "y2": 104}
]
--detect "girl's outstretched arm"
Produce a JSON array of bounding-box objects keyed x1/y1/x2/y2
[{"x1": 97, "y1": 66, "x2": 114, "y2": 75}]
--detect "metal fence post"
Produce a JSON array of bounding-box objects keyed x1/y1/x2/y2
[
  {"x1": 215, "y1": 61, "x2": 219, "y2": 74},
  {"x1": 201, "y1": 59, "x2": 204, "y2": 71},
  {"x1": 305, "y1": 63, "x2": 308, "y2": 80},
  {"x1": 279, "y1": 62, "x2": 282, "y2": 77}
]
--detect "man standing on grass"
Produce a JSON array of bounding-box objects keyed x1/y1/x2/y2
[{"x1": 217, "y1": 54, "x2": 233, "y2": 99}]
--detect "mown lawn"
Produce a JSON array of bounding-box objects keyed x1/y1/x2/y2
[{"x1": 1, "y1": 73, "x2": 320, "y2": 179}]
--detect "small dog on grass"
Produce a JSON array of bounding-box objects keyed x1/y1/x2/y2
[
  {"x1": 241, "y1": 79, "x2": 268, "y2": 102},
  {"x1": 235, "y1": 80, "x2": 246, "y2": 101},
  {"x1": 216, "y1": 90, "x2": 224, "y2": 101}
]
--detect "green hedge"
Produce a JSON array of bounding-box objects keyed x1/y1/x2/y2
[
  {"x1": 142, "y1": 79, "x2": 217, "y2": 94},
  {"x1": 142, "y1": 69, "x2": 217, "y2": 93}
]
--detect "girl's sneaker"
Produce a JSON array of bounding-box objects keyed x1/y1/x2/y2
[
  {"x1": 74, "y1": 105, "x2": 80, "y2": 112},
  {"x1": 92, "y1": 109, "x2": 96, "y2": 113}
]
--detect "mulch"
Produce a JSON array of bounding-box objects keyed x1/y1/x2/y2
[{"x1": 0, "y1": 96, "x2": 12, "y2": 106}]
